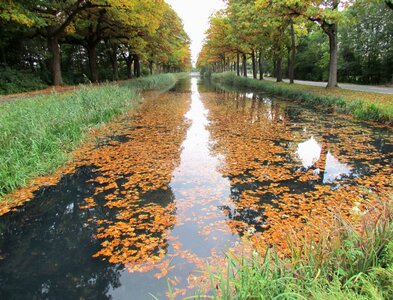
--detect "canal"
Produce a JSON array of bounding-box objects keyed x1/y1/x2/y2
[{"x1": 0, "y1": 76, "x2": 391, "y2": 299}]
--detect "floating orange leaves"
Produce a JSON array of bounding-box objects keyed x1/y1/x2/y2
[
  {"x1": 202, "y1": 91, "x2": 392, "y2": 254},
  {"x1": 1, "y1": 85, "x2": 391, "y2": 299}
]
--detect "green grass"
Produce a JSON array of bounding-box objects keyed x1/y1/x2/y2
[
  {"x1": 193, "y1": 206, "x2": 393, "y2": 300},
  {"x1": 212, "y1": 72, "x2": 393, "y2": 124},
  {"x1": 0, "y1": 73, "x2": 185, "y2": 198}
]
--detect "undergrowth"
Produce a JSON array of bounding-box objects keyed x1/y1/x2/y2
[
  {"x1": 212, "y1": 72, "x2": 393, "y2": 124},
  {"x1": 0, "y1": 73, "x2": 184, "y2": 198},
  {"x1": 0, "y1": 67, "x2": 48, "y2": 95}
]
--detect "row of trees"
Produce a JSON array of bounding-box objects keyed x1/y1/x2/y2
[
  {"x1": 0, "y1": 0, "x2": 191, "y2": 86},
  {"x1": 197, "y1": 0, "x2": 393, "y2": 87}
]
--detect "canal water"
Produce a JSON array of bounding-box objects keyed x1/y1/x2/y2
[{"x1": 0, "y1": 76, "x2": 392, "y2": 299}]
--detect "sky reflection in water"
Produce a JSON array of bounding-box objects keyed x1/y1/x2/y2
[
  {"x1": 297, "y1": 137, "x2": 352, "y2": 183},
  {"x1": 0, "y1": 76, "x2": 391, "y2": 299}
]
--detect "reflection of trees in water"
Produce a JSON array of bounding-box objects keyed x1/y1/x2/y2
[
  {"x1": 0, "y1": 167, "x2": 122, "y2": 299},
  {"x1": 197, "y1": 78, "x2": 224, "y2": 93},
  {"x1": 169, "y1": 77, "x2": 191, "y2": 93},
  {"x1": 204, "y1": 85, "x2": 392, "y2": 237},
  {"x1": 216, "y1": 91, "x2": 285, "y2": 123},
  {"x1": 0, "y1": 165, "x2": 179, "y2": 298},
  {"x1": 203, "y1": 91, "x2": 290, "y2": 235},
  {"x1": 292, "y1": 114, "x2": 389, "y2": 183},
  {"x1": 0, "y1": 88, "x2": 189, "y2": 298}
]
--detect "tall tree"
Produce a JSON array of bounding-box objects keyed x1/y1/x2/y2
[
  {"x1": 31, "y1": 1, "x2": 109, "y2": 85},
  {"x1": 257, "y1": 0, "x2": 352, "y2": 87}
]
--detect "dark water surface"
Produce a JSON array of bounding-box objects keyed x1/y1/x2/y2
[{"x1": 0, "y1": 76, "x2": 392, "y2": 299}]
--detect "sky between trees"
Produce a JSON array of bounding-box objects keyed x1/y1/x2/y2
[{"x1": 166, "y1": 0, "x2": 225, "y2": 66}]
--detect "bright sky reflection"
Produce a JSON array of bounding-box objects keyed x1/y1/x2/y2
[
  {"x1": 297, "y1": 137, "x2": 352, "y2": 182},
  {"x1": 297, "y1": 137, "x2": 321, "y2": 168}
]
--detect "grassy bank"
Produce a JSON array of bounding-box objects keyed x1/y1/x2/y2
[
  {"x1": 212, "y1": 72, "x2": 393, "y2": 124},
  {"x1": 0, "y1": 73, "x2": 184, "y2": 198},
  {"x1": 196, "y1": 206, "x2": 393, "y2": 299}
]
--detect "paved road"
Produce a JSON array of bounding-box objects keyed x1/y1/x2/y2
[{"x1": 264, "y1": 77, "x2": 393, "y2": 95}]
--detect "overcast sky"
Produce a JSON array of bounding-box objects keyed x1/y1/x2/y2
[{"x1": 165, "y1": 0, "x2": 226, "y2": 66}]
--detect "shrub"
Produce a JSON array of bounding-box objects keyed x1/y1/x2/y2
[{"x1": 0, "y1": 67, "x2": 47, "y2": 95}]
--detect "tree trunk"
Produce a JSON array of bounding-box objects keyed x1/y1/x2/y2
[
  {"x1": 315, "y1": 141, "x2": 328, "y2": 183},
  {"x1": 289, "y1": 21, "x2": 296, "y2": 84},
  {"x1": 134, "y1": 54, "x2": 141, "y2": 78},
  {"x1": 236, "y1": 53, "x2": 240, "y2": 76},
  {"x1": 108, "y1": 44, "x2": 118, "y2": 81},
  {"x1": 0, "y1": 46, "x2": 6, "y2": 66},
  {"x1": 326, "y1": 24, "x2": 338, "y2": 88},
  {"x1": 251, "y1": 50, "x2": 257, "y2": 79},
  {"x1": 112, "y1": 46, "x2": 119, "y2": 81},
  {"x1": 126, "y1": 55, "x2": 133, "y2": 79},
  {"x1": 276, "y1": 58, "x2": 283, "y2": 82},
  {"x1": 242, "y1": 53, "x2": 247, "y2": 77},
  {"x1": 259, "y1": 51, "x2": 264, "y2": 80},
  {"x1": 113, "y1": 59, "x2": 118, "y2": 81},
  {"x1": 87, "y1": 44, "x2": 99, "y2": 83},
  {"x1": 149, "y1": 61, "x2": 153, "y2": 75},
  {"x1": 47, "y1": 37, "x2": 63, "y2": 85},
  {"x1": 273, "y1": 60, "x2": 277, "y2": 78}
]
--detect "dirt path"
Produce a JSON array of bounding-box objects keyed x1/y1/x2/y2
[
  {"x1": 0, "y1": 80, "x2": 130, "y2": 103},
  {"x1": 0, "y1": 85, "x2": 80, "y2": 103}
]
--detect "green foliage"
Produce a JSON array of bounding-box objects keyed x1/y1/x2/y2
[
  {"x1": 0, "y1": 1, "x2": 191, "y2": 86},
  {"x1": 0, "y1": 67, "x2": 47, "y2": 95},
  {"x1": 195, "y1": 207, "x2": 393, "y2": 299},
  {"x1": 0, "y1": 73, "x2": 181, "y2": 198},
  {"x1": 199, "y1": 0, "x2": 393, "y2": 86},
  {"x1": 338, "y1": 2, "x2": 393, "y2": 84},
  {"x1": 295, "y1": 31, "x2": 329, "y2": 81},
  {"x1": 212, "y1": 72, "x2": 393, "y2": 123},
  {"x1": 0, "y1": 0, "x2": 38, "y2": 27},
  {"x1": 199, "y1": 66, "x2": 213, "y2": 78}
]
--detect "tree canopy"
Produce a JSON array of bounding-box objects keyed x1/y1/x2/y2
[
  {"x1": 198, "y1": 0, "x2": 393, "y2": 86},
  {"x1": 0, "y1": 0, "x2": 191, "y2": 86}
]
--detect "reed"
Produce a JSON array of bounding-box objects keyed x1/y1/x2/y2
[{"x1": 193, "y1": 203, "x2": 392, "y2": 299}]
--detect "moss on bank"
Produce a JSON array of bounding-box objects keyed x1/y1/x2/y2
[{"x1": 212, "y1": 72, "x2": 393, "y2": 124}]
